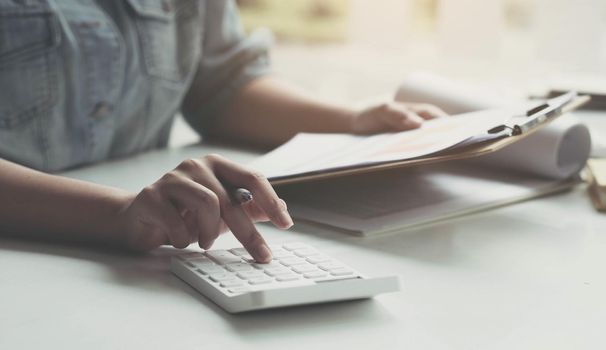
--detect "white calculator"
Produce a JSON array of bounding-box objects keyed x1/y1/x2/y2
[{"x1": 171, "y1": 242, "x2": 400, "y2": 313}]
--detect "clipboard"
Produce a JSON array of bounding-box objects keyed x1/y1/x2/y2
[{"x1": 268, "y1": 92, "x2": 590, "y2": 186}]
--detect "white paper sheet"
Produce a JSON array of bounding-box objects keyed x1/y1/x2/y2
[{"x1": 252, "y1": 108, "x2": 515, "y2": 179}]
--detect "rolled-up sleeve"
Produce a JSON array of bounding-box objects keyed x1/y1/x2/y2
[{"x1": 181, "y1": 0, "x2": 272, "y2": 137}]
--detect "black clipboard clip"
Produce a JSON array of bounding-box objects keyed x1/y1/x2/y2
[
  {"x1": 488, "y1": 91, "x2": 579, "y2": 137},
  {"x1": 437, "y1": 91, "x2": 589, "y2": 155}
]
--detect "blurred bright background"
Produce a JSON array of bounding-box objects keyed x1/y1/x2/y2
[
  {"x1": 238, "y1": 0, "x2": 606, "y2": 99},
  {"x1": 173, "y1": 0, "x2": 606, "y2": 145}
]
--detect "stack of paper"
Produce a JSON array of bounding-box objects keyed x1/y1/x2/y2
[{"x1": 251, "y1": 73, "x2": 592, "y2": 236}]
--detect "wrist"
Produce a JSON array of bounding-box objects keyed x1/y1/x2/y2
[
  {"x1": 108, "y1": 191, "x2": 137, "y2": 248},
  {"x1": 331, "y1": 107, "x2": 358, "y2": 134}
]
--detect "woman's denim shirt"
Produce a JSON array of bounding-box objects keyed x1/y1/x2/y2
[{"x1": 0, "y1": 0, "x2": 270, "y2": 172}]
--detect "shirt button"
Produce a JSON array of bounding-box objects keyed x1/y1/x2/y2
[
  {"x1": 161, "y1": 0, "x2": 172, "y2": 13},
  {"x1": 90, "y1": 102, "x2": 112, "y2": 119},
  {"x1": 78, "y1": 20, "x2": 101, "y2": 29}
]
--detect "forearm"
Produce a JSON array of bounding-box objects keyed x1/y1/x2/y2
[
  {"x1": 0, "y1": 158, "x2": 130, "y2": 246},
  {"x1": 210, "y1": 76, "x2": 357, "y2": 148}
]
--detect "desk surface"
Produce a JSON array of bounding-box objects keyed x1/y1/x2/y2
[{"x1": 2, "y1": 140, "x2": 606, "y2": 349}]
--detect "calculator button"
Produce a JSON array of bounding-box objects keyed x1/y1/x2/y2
[
  {"x1": 189, "y1": 256, "x2": 212, "y2": 262},
  {"x1": 210, "y1": 273, "x2": 235, "y2": 282},
  {"x1": 276, "y1": 275, "x2": 301, "y2": 282},
  {"x1": 268, "y1": 245, "x2": 288, "y2": 252},
  {"x1": 318, "y1": 262, "x2": 344, "y2": 271},
  {"x1": 293, "y1": 248, "x2": 318, "y2": 257},
  {"x1": 228, "y1": 248, "x2": 248, "y2": 256},
  {"x1": 306, "y1": 255, "x2": 332, "y2": 264},
  {"x1": 205, "y1": 250, "x2": 243, "y2": 265},
  {"x1": 248, "y1": 277, "x2": 273, "y2": 285},
  {"x1": 191, "y1": 260, "x2": 217, "y2": 268},
  {"x1": 271, "y1": 251, "x2": 293, "y2": 259},
  {"x1": 228, "y1": 286, "x2": 250, "y2": 294},
  {"x1": 239, "y1": 254, "x2": 255, "y2": 262},
  {"x1": 292, "y1": 265, "x2": 319, "y2": 274},
  {"x1": 280, "y1": 257, "x2": 307, "y2": 266},
  {"x1": 178, "y1": 252, "x2": 205, "y2": 260},
  {"x1": 220, "y1": 280, "x2": 245, "y2": 288},
  {"x1": 303, "y1": 271, "x2": 328, "y2": 279},
  {"x1": 252, "y1": 261, "x2": 282, "y2": 270},
  {"x1": 264, "y1": 267, "x2": 293, "y2": 276},
  {"x1": 225, "y1": 263, "x2": 254, "y2": 272},
  {"x1": 197, "y1": 266, "x2": 225, "y2": 275},
  {"x1": 330, "y1": 268, "x2": 354, "y2": 276},
  {"x1": 237, "y1": 271, "x2": 266, "y2": 280},
  {"x1": 283, "y1": 243, "x2": 309, "y2": 251},
  {"x1": 312, "y1": 275, "x2": 358, "y2": 283}
]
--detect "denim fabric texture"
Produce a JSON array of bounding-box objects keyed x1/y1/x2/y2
[{"x1": 0, "y1": 0, "x2": 271, "y2": 172}]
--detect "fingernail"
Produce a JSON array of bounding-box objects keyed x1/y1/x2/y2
[
  {"x1": 405, "y1": 119, "x2": 422, "y2": 128},
  {"x1": 200, "y1": 239, "x2": 215, "y2": 250},
  {"x1": 277, "y1": 210, "x2": 294, "y2": 229},
  {"x1": 256, "y1": 244, "x2": 273, "y2": 263}
]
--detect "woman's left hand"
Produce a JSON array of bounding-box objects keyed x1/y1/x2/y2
[{"x1": 350, "y1": 101, "x2": 448, "y2": 135}]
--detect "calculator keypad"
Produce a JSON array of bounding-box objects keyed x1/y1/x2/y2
[{"x1": 179, "y1": 243, "x2": 361, "y2": 294}]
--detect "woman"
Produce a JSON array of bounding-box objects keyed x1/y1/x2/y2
[{"x1": 0, "y1": 0, "x2": 446, "y2": 262}]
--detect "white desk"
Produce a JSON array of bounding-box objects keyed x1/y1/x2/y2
[{"x1": 1, "y1": 139, "x2": 606, "y2": 349}]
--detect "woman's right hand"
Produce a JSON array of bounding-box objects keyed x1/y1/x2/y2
[{"x1": 116, "y1": 154, "x2": 293, "y2": 262}]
